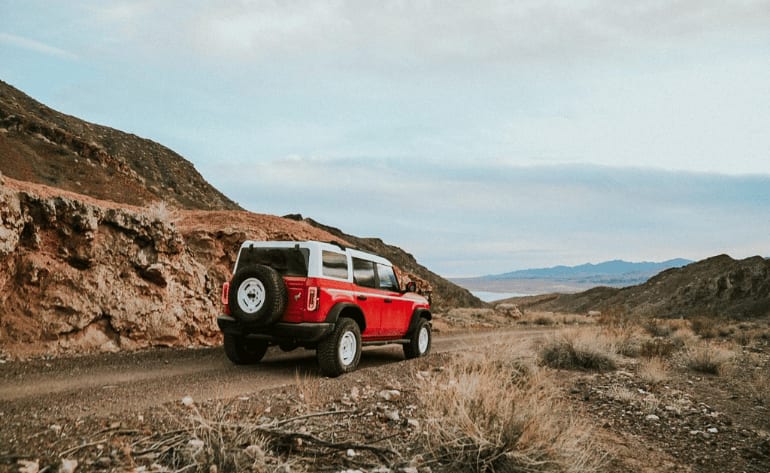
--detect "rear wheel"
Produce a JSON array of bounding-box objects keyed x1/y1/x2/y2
[
  {"x1": 223, "y1": 333, "x2": 268, "y2": 365},
  {"x1": 317, "y1": 318, "x2": 361, "y2": 377},
  {"x1": 403, "y1": 318, "x2": 431, "y2": 359}
]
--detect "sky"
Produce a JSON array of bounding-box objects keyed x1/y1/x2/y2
[{"x1": 1, "y1": 0, "x2": 769, "y2": 277}]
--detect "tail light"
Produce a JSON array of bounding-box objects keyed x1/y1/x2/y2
[
  {"x1": 307, "y1": 287, "x2": 319, "y2": 311},
  {"x1": 221, "y1": 282, "x2": 231, "y2": 315}
]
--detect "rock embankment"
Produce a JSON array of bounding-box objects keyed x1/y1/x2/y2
[{"x1": 0, "y1": 178, "x2": 342, "y2": 358}]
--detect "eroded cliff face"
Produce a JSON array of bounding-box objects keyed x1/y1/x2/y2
[{"x1": 0, "y1": 178, "x2": 342, "y2": 358}]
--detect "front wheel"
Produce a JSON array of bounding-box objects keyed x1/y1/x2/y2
[
  {"x1": 223, "y1": 333, "x2": 268, "y2": 365},
  {"x1": 403, "y1": 318, "x2": 431, "y2": 359},
  {"x1": 317, "y1": 318, "x2": 362, "y2": 377}
]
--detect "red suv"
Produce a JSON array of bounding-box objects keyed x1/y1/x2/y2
[{"x1": 217, "y1": 241, "x2": 432, "y2": 377}]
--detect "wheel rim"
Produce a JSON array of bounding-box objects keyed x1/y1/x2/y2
[
  {"x1": 418, "y1": 326, "x2": 429, "y2": 354},
  {"x1": 237, "y1": 277, "x2": 266, "y2": 314},
  {"x1": 339, "y1": 331, "x2": 357, "y2": 366}
]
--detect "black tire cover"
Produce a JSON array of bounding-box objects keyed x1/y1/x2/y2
[{"x1": 228, "y1": 264, "x2": 287, "y2": 326}]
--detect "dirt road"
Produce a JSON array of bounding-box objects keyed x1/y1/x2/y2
[{"x1": 0, "y1": 328, "x2": 551, "y2": 419}]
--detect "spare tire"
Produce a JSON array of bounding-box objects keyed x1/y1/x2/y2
[{"x1": 228, "y1": 264, "x2": 287, "y2": 326}]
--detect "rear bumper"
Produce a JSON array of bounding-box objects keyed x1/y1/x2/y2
[{"x1": 217, "y1": 315, "x2": 334, "y2": 345}]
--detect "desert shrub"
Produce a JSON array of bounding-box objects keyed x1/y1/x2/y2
[
  {"x1": 733, "y1": 329, "x2": 755, "y2": 347},
  {"x1": 643, "y1": 320, "x2": 674, "y2": 338},
  {"x1": 690, "y1": 317, "x2": 719, "y2": 339},
  {"x1": 638, "y1": 357, "x2": 670, "y2": 384},
  {"x1": 533, "y1": 315, "x2": 555, "y2": 326},
  {"x1": 596, "y1": 307, "x2": 634, "y2": 329},
  {"x1": 749, "y1": 372, "x2": 770, "y2": 405},
  {"x1": 146, "y1": 200, "x2": 175, "y2": 225},
  {"x1": 539, "y1": 333, "x2": 616, "y2": 372},
  {"x1": 158, "y1": 402, "x2": 281, "y2": 473},
  {"x1": 684, "y1": 344, "x2": 732, "y2": 375},
  {"x1": 422, "y1": 349, "x2": 602, "y2": 472},
  {"x1": 717, "y1": 325, "x2": 735, "y2": 338},
  {"x1": 639, "y1": 338, "x2": 680, "y2": 358},
  {"x1": 294, "y1": 370, "x2": 321, "y2": 408},
  {"x1": 614, "y1": 335, "x2": 642, "y2": 358}
]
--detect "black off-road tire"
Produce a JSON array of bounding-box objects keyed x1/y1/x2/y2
[
  {"x1": 228, "y1": 265, "x2": 287, "y2": 326},
  {"x1": 317, "y1": 318, "x2": 362, "y2": 377},
  {"x1": 403, "y1": 317, "x2": 431, "y2": 359},
  {"x1": 223, "y1": 334, "x2": 269, "y2": 365}
]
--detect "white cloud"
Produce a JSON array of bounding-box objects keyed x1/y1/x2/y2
[
  {"x1": 0, "y1": 33, "x2": 78, "y2": 60},
  {"x1": 202, "y1": 159, "x2": 770, "y2": 276}
]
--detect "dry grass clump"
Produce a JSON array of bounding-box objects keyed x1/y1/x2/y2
[
  {"x1": 160, "y1": 402, "x2": 285, "y2": 473},
  {"x1": 518, "y1": 312, "x2": 595, "y2": 327},
  {"x1": 642, "y1": 319, "x2": 676, "y2": 338},
  {"x1": 638, "y1": 357, "x2": 670, "y2": 385},
  {"x1": 539, "y1": 331, "x2": 616, "y2": 372},
  {"x1": 146, "y1": 200, "x2": 177, "y2": 225},
  {"x1": 684, "y1": 343, "x2": 733, "y2": 375},
  {"x1": 639, "y1": 337, "x2": 681, "y2": 358},
  {"x1": 749, "y1": 371, "x2": 770, "y2": 405},
  {"x1": 690, "y1": 317, "x2": 720, "y2": 339},
  {"x1": 421, "y1": 347, "x2": 603, "y2": 472}
]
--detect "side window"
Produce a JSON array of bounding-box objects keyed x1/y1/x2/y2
[
  {"x1": 322, "y1": 251, "x2": 349, "y2": 279},
  {"x1": 352, "y1": 258, "x2": 376, "y2": 288},
  {"x1": 377, "y1": 264, "x2": 399, "y2": 291}
]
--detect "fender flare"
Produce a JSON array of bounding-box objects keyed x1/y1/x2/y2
[
  {"x1": 406, "y1": 308, "x2": 432, "y2": 336},
  {"x1": 324, "y1": 302, "x2": 367, "y2": 332}
]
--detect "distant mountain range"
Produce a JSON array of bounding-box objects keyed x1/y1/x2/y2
[
  {"x1": 487, "y1": 258, "x2": 693, "y2": 283},
  {"x1": 452, "y1": 258, "x2": 693, "y2": 295}
]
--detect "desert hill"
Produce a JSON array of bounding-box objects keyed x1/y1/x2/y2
[
  {"x1": 517, "y1": 254, "x2": 770, "y2": 319},
  {"x1": 0, "y1": 80, "x2": 239, "y2": 211}
]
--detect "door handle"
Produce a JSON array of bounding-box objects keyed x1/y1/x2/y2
[
  {"x1": 384, "y1": 298, "x2": 392, "y2": 303},
  {"x1": 357, "y1": 295, "x2": 367, "y2": 301}
]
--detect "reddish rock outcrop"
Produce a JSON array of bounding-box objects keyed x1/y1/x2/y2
[{"x1": 0, "y1": 178, "x2": 341, "y2": 357}]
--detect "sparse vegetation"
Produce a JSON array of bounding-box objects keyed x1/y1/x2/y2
[
  {"x1": 690, "y1": 316, "x2": 719, "y2": 339},
  {"x1": 639, "y1": 337, "x2": 680, "y2": 358},
  {"x1": 642, "y1": 319, "x2": 675, "y2": 338},
  {"x1": 684, "y1": 344, "x2": 733, "y2": 375},
  {"x1": 539, "y1": 331, "x2": 616, "y2": 372},
  {"x1": 164, "y1": 403, "x2": 277, "y2": 472},
  {"x1": 146, "y1": 200, "x2": 175, "y2": 225},
  {"x1": 519, "y1": 311, "x2": 596, "y2": 327},
  {"x1": 422, "y1": 346, "x2": 603, "y2": 472},
  {"x1": 638, "y1": 357, "x2": 670, "y2": 384},
  {"x1": 749, "y1": 371, "x2": 770, "y2": 405}
]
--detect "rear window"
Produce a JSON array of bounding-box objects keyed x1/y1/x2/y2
[
  {"x1": 322, "y1": 251, "x2": 349, "y2": 279},
  {"x1": 236, "y1": 247, "x2": 309, "y2": 277}
]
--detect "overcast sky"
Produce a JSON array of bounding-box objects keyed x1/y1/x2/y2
[{"x1": 2, "y1": 0, "x2": 769, "y2": 276}]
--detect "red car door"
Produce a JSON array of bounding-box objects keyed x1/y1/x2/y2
[
  {"x1": 352, "y1": 258, "x2": 384, "y2": 337},
  {"x1": 376, "y1": 264, "x2": 412, "y2": 336}
]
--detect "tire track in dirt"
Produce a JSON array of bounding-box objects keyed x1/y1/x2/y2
[{"x1": 0, "y1": 328, "x2": 554, "y2": 417}]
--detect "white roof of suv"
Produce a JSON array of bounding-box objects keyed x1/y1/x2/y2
[{"x1": 238, "y1": 240, "x2": 393, "y2": 267}]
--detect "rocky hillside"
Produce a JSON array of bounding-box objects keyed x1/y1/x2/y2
[
  {"x1": 523, "y1": 255, "x2": 770, "y2": 319},
  {"x1": 0, "y1": 80, "x2": 239, "y2": 211},
  {"x1": 0, "y1": 176, "x2": 348, "y2": 357},
  {"x1": 0, "y1": 81, "x2": 480, "y2": 317},
  {"x1": 287, "y1": 215, "x2": 485, "y2": 309}
]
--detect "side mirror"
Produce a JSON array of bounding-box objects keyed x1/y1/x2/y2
[{"x1": 405, "y1": 281, "x2": 417, "y2": 293}]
